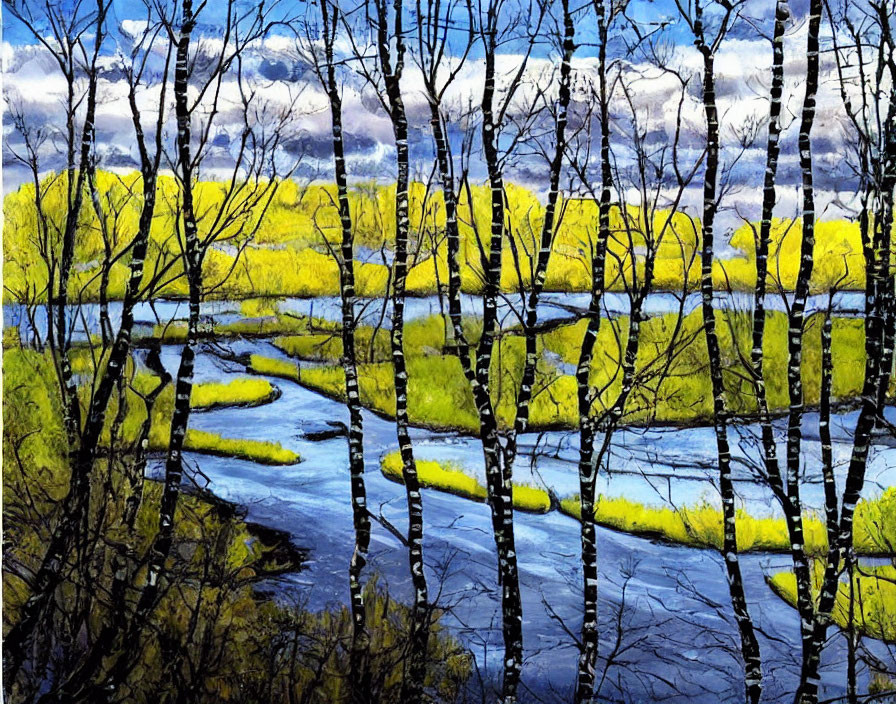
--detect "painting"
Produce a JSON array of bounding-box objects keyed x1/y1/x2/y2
[{"x1": 2, "y1": 0, "x2": 894, "y2": 701}]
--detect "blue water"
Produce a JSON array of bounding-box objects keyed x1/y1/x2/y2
[
  {"x1": 135, "y1": 339, "x2": 896, "y2": 703},
  {"x1": 3, "y1": 290, "x2": 865, "y2": 342}
]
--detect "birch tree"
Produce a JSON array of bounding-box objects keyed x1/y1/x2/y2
[
  {"x1": 368, "y1": 2, "x2": 431, "y2": 697},
  {"x1": 742, "y1": 0, "x2": 790, "y2": 560},
  {"x1": 568, "y1": 23, "x2": 713, "y2": 697},
  {"x1": 454, "y1": 1, "x2": 548, "y2": 697},
  {"x1": 735, "y1": 0, "x2": 824, "y2": 695},
  {"x1": 793, "y1": 0, "x2": 896, "y2": 699},
  {"x1": 572, "y1": 0, "x2": 617, "y2": 695},
  {"x1": 332, "y1": 0, "x2": 435, "y2": 696},
  {"x1": 299, "y1": 1, "x2": 375, "y2": 697},
  {"x1": 414, "y1": 0, "x2": 475, "y2": 388},
  {"x1": 74, "y1": 2, "x2": 297, "y2": 696},
  {"x1": 1, "y1": 0, "x2": 121, "y2": 688},
  {"x1": 779, "y1": 1, "x2": 826, "y2": 693},
  {"x1": 670, "y1": 0, "x2": 764, "y2": 700},
  {"x1": 135, "y1": 0, "x2": 292, "y2": 624}
]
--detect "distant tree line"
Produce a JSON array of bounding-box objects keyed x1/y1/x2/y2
[{"x1": 2, "y1": 0, "x2": 894, "y2": 702}]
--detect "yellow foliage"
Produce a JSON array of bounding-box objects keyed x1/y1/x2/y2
[
  {"x1": 725, "y1": 218, "x2": 867, "y2": 291},
  {"x1": 248, "y1": 354, "x2": 301, "y2": 382},
  {"x1": 769, "y1": 564, "x2": 896, "y2": 641},
  {"x1": 380, "y1": 452, "x2": 551, "y2": 513},
  {"x1": 559, "y1": 493, "x2": 892, "y2": 556},
  {"x1": 3, "y1": 172, "x2": 874, "y2": 305},
  {"x1": 189, "y1": 378, "x2": 278, "y2": 410},
  {"x1": 382, "y1": 452, "x2": 487, "y2": 501}
]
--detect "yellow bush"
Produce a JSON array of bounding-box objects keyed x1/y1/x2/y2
[
  {"x1": 512, "y1": 483, "x2": 552, "y2": 513},
  {"x1": 248, "y1": 354, "x2": 301, "y2": 383},
  {"x1": 382, "y1": 452, "x2": 486, "y2": 502},
  {"x1": 3, "y1": 172, "x2": 874, "y2": 304},
  {"x1": 769, "y1": 564, "x2": 896, "y2": 641},
  {"x1": 559, "y1": 494, "x2": 884, "y2": 555},
  {"x1": 381, "y1": 452, "x2": 551, "y2": 513},
  {"x1": 189, "y1": 378, "x2": 278, "y2": 410}
]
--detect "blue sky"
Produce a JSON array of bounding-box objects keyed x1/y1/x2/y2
[{"x1": 2, "y1": 0, "x2": 859, "y2": 236}]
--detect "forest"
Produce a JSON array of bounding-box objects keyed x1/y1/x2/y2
[{"x1": 1, "y1": 0, "x2": 895, "y2": 701}]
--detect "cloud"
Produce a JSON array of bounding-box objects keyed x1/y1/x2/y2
[{"x1": 2, "y1": 18, "x2": 863, "y2": 236}]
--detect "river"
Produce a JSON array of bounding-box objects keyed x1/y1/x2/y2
[
  {"x1": 138, "y1": 336, "x2": 896, "y2": 704},
  {"x1": 3, "y1": 290, "x2": 867, "y2": 344}
]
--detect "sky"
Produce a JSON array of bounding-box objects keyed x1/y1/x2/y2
[{"x1": 1, "y1": 0, "x2": 868, "y2": 237}]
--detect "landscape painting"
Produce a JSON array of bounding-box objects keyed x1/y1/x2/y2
[{"x1": 2, "y1": 0, "x2": 895, "y2": 701}]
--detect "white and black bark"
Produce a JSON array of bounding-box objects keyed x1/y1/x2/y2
[
  {"x1": 682, "y1": 0, "x2": 763, "y2": 699},
  {"x1": 370, "y1": 0, "x2": 431, "y2": 698},
  {"x1": 132, "y1": 0, "x2": 202, "y2": 629},
  {"x1": 420, "y1": 2, "x2": 543, "y2": 698},
  {"x1": 416, "y1": 0, "x2": 476, "y2": 379},
  {"x1": 782, "y1": 0, "x2": 824, "y2": 692},
  {"x1": 474, "y1": 4, "x2": 539, "y2": 696},
  {"x1": 575, "y1": 0, "x2": 613, "y2": 697},
  {"x1": 505, "y1": 0, "x2": 576, "y2": 469},
  {"x1": 748, "y1": 0, "x2": 788, "y2": 510},
  {"x1": 1, "y1": 2, "x2": 121, "y2": 688},
  {"x1": 315, "y1": 2, "x2": 374, "y2": 698},
  {"x1": 801, "y1": 2, "x2": 896, "y2": 700}
]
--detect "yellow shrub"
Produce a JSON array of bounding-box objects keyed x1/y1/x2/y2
[
  {"x1": 248, "y1": 354, "x2": 301, "y2": 383},
  {"x1": 189, "y1": 378, "x2": 277, "y2": 410},
  {"x1": 381, "y1": 452, "x2": 551, "y2": 513},
  {"x1": 769, "y1": 564, "x2": 896, "y2": 641},
  {"x1": 559, "y1": 495, "x2": 884, "y2": 555}
]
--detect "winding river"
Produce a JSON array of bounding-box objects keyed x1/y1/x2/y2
[
  {"x1": 151, "y1": 336, "x2": 894, "y2": 704},
  {"x1": 3, "y1": 293, "x2": 892, "y2": 702},
  {"x1": 3, "y1": 290, "x2": 867, "y2": 343}
]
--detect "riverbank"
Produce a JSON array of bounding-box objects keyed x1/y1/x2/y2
[
  {"x1": 168, "y1": 340, "x2": 896, "y2": 700},
  {"x1": 4, "y1": 175, "x2": 868, "y2": 306},
  {"x1": 2, "y1": 340, "x2": 474, "y2": 702}
]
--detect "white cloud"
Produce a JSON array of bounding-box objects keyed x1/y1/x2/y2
[{"x1": 2, "y1": 21, "x2": 862, "y2": 222}]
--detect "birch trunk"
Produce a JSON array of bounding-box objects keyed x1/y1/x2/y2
[
  {"x1": 782, "y1": 0, "x2": 823, "y2": 693},
  {"x1": 800, "y1": 44, "x2": 896, "y2": 704},
  {"x1": 0, "y1": 5, "x2": 154, "y2": 687},
  {"x1": 750, "y1": 0, "x2": 788, "y2": 508},
  {"x1": 575, "y1": 0, "x2": 612, "y2": 697},
  {"x1": 422, "y1": 34, "x2": 529, "y2": 690},
  {"x1": 819, "y1": 302, "x2": 837, "y2": 550},
  {"x1": 694, "y1": 5, "x2": 762, "y2": 700},
  {"x1": 479, "y1": 21, "x2": 523, "y2": 700},
  {"x1": 506, "y1": 0, "x2": 575, "y2": 465},
  {"x1": 130, "y1": 0, "x2": 201, "y2": 630},
  {"x1": 371, "y1": 2, "x2": 431, "y2": 697},
  {"x1": 322, "y1": 3, "x2": 372, "y2": 697}
]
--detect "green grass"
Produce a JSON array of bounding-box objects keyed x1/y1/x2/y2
[
  {"x1": 380, "y1": 452, "x2": 551, "y2": 513},
  {"x1": 273, "y1": 313, "x2": 461, "y2": 364},
  {"x1": 248, "y1": 354, "x2": 302, "y2": 383},
  {"x1": 190, "y1": 378, "x2": 279, "y2": 410},
  {"x1": 542, "y1": 310, "x2": 873, "y2": 425},
  {"x1": 266, "y1": 306, "x2": 884, "y2": 434},
  {"x1": 855, "y1": 487, "x2": 896, "y2": 554},
  {"x1": 559, "y1": 491, "x2": 896, "y2": 555},
  {"x1": 149, "y1": 312, "x2": 331, "y2": 344},
  {"x1": 118, "y1": 368, "x2": 302, "y2": 466},
  {"x1": 869, "y1": 672, "x2": 896, "y2": 695},
  {"x1": 273, "y1": 333, "x2": 346, "y2": 362},
  {"x1": 174, "y1": 429, "x2": 300, "y2": 465},
  {"x1": 4, "y1": 172, "x2": 870, "y2": 306},
  {"x1": 299, "y1": 357, "x2": 481, "y2": 432},
  {"x1": 768, "y1": 564, "x2": 896, "y2": 642},
  {"x1": 558, "y1": 495, "x2": 823, "y2": 551},
  {"x1": 382, "y1": 452, "x2": 486, "y2": 501}
]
